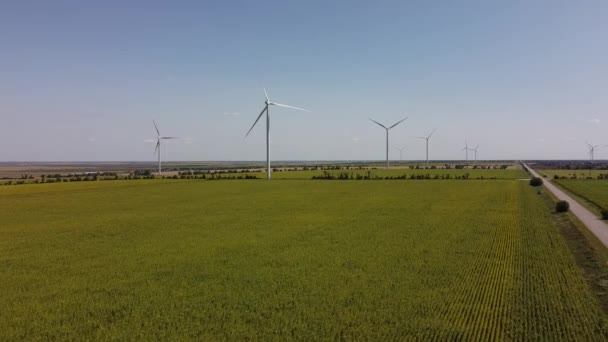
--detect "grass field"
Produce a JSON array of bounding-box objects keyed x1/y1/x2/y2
[
  {"x1": 1, "y1": 179, "x2": 607, "y2": 339},
  {"x1": 554, "y1": 179, "x2": 608, "y2": 211}
]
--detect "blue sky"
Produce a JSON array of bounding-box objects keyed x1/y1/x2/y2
[{"x1": 1, "y1": 1, "x2": 607, "y2": 161}]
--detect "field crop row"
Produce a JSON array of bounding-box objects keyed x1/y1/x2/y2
[{"x1": 0, "y1": 180, "x2": 606, "y2": 339}]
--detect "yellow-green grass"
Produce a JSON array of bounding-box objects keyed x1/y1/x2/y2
[
  {"x1": 554, "y1": 179, "x2": 608, "y2": 212},
  {"x1": 1, "y1": 180, "x2": 606, "y2": 339},
  {"x1": 234, "y1": 168, "x2": 528, "y2": 180}
]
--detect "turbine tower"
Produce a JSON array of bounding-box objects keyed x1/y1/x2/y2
[
  {"x1": 586, "y1": 143, "x2": 603, "y2": 161},
  {"x1": 415, "y1": 128, "x2": 437, "y2": 166},
  {"x1": 153, "y1": 120, "x2": 179, "y2": 174},
  {"x1": 369, "y1": 117, "x2": 408, "y2": 169},
  {"x1": 471, "y1": 145, "x2": 479, "y2": 161},
  {"x1": 462, "y1": 139, "x2": 469, "y2": 162},
  {"x1": 246, "y1": 89, "x2": 309, "y2": 180},
  {"x1": 395, "y1": 145, "x2": 406, "y2": 161}
]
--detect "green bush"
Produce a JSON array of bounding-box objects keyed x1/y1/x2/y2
[
  {"x1": 601, "y1": 209, "x2": 608, "y2": 220},
  {"x1": 529, "y1": 177, "x2": 543, "y2": 187},
  {"x1": 556, "y1": 200, "x2": 570, "y2": 213}
]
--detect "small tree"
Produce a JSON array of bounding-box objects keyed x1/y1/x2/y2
[
  {"x1": 556, "y1": 200, "x2": 570, "y2": 213},
  {"x1": 529, "y1": 177, "x2": 543, "y2": 187}
]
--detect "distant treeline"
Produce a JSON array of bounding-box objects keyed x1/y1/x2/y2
[
  {"x1": 552, "y1": 174, "x2": 608, "y2": 180},
  {"x1": 530, "y1": 161, "x2": 608, "y2": 171},
  {"x1": 311, "y1": 171, "x2": 497, "y2": 180},
  {"x1": 1, "y1": 171, "x2": 259, "y2": 186}
]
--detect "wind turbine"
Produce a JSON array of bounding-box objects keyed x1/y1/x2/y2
[
  {"x1": 395, "y1": 145, "x2": 406, "y2": 161},
  {"x1": 462, "y1": 139, "x2": 469, "y2": 162},
  {"x1": 153, "y1": 120, "x2": 179, "y2": 174},
  {"x1": 369, "y1": 117, "x2": 408, "y2": 169},
  {"x1": 471, "y1": 145, "x2": 479, "y2": 161},
  {"x1": 586, "y1": 142, "x2": 603, "y2": 161},
  {"x1": 245, "y1": 89, "x2": 309, "y2": 180},
  {"x1": 415, "y1": 128, "x2": 437, "y2": 166}
]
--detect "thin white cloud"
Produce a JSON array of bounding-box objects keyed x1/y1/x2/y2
[
  {"x1": 352, "y1": 137, "x2": 360, "y2": 142},
  {"x1": 88, "y1": 138, "x2": 96, "y2": 142},
  {"x1": 537, "y1": 138, "x2": 545, "y2": 143},
  {"x1": 588, "y1": 118, "x2": 600, "y2": 125}
]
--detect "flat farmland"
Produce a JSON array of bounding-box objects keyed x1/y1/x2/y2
[
  {"x1": 554, "y1": 179, "x2": 608, "y2": 211},
  {"x1": 1, "y1": 180, "x2": 606, "y2": 340}
]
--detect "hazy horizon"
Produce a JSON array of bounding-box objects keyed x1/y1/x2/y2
[{"x1": 2, "y1": 1, "x2": 607, "y2": 162}]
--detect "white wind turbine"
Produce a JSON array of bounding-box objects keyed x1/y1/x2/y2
[
  {"x1": 153, "y1": 120, "x2": 179, "y2": 174},
  {"x1": 586, "y1": 142, "x2": 603, "y2": 161},
  {"x1": 395, "y1": 145, "x2": 406, "y2": 161},
  {"x1": 462, "y1": 139, "x2": 469, "y2": 162},
  {"x1": 245, "y1": 89, "x2": 310, "y2": 180},
  {"x1": 415, "y1": 128, "x2": 437, "y2": 166},
  {"x1": 471, "y1": 145, "x2": 479, "y2": 161},
  {"x1": 369, "y1": 117, "x2": 408, "y2": 169}
]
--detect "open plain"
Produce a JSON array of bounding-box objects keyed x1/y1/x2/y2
[{"x1": 2, "y1": 174, "x2": 607, "y2": 340}]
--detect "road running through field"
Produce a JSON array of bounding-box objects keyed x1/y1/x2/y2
[{"x1": 524, "y1": 164, "x2": 608, "y2": 248}]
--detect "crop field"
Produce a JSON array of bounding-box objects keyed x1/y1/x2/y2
[
  {"x1": 1, "y1": 179, "x2": 607, "y2": 339},
  {"x1": 554, "y1": 179, "x2": 608, "y2": 211}
]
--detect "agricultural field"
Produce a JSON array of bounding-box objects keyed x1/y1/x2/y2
[
  {"x1": 1, "y1": 179, "x2": 606, "y2": 339},
  {"x1": 554, "y1": 179, "x2": 608, "y2": 212}
]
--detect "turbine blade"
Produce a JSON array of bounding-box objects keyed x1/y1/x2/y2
[
  {"x1": 389, "y1": 117, "x2": 408, "y2": 129},
  {"x1": 154, "y1": 140, "x2": 160, "y2": 156},
  {"x1": 153, "y1": 120, "x2": 160, "y2": 136},
  {"x1": 369, "y1": 118, "x2": 387, "y2": 129},
  {"x1": 264, "y1": 88, "x2": 269, "y2": 102},
  {"x1": 271, "y1": 102, "x2": 310, "y2": 112},
  {"x1": 245, "y1": 106, "x2": 267, "y2": 137},
  {"x1": 427, "y1": 127, "x2": 437, "y2": 139},
  {"x1": 415, "y1": 136, "x2": 427, "y2": 139},
  {"x1": 161, "y1": 137, "x2": 180, "y2": 139}
]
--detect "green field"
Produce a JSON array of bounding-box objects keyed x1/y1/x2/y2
[
  {"x1": 554, "y1": 179, "x2": 608, "y2": 211},
  {"x1": 1, "y1": 179, "x2": 606, "y2": 339}
]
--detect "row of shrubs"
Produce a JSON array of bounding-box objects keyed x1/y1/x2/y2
[
  {"x1": 311, "y1": 171, "x2": 499, "y2": 180},
  {"x1": 1, "y1": 173, "x2": 259, "y2": 186},
  {"x1": 552, "y1": 174, "x2": 608, "y2": 180}
]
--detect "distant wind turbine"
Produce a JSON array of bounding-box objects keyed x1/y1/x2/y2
[
  {"x1": 395, "y1": 145, "x2": 406, "y2": 161},
  {"x1": 369, "y1": 117, "x2": 408, "y2": 169},
  {"x1": 245, "y1": 89, "x2": 309, "y2": 180},
  {"x1": 416, "y1": 128, "x2": 437, "y2": 166},
  {"x1": 462, "y1": 139, "x2": 469, "y2": 162},
  {"x1": 586, "y1": 142, "x2": 603, "y2": 161},
  {"x1": 471, "y1": 145, "x2": 479, "y2": 161},
  {"x1": 153, "y1": 120, "x2": 179, "y2": 174}
]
